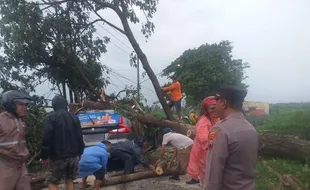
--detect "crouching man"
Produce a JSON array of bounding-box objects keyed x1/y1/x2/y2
[
  {"x1": 79, "y1": 141, "x2": 112, "y2": 190},
  {"x1": 155, "y1": 128, "x2": 193, "y2": 180},
  {"x1": 110, "y1": 136, "x2": 156, "y2": 174}
]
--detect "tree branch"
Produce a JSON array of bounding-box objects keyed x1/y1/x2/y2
[
  {"x1": 86, "y1": 1, "x2": 126, "y2": 35},
  {"x1": 37, "y1": 0, "x2": 68, "y2": 5}
]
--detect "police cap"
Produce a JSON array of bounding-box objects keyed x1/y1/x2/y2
[{"x1": 215, "y1": 86, "x2": 247, "y2": 103}]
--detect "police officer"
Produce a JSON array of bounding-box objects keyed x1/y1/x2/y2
[
  {"x1": 0, "y1": 90, "x2": 32, "y2": 190},
  {"x1": 202, "y1": 86, "x2": 258, "y2": 190}
]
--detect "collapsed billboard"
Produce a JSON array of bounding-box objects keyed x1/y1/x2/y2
[{"x1": 243, "y1": 101, "x2": 270, "y2": 115}]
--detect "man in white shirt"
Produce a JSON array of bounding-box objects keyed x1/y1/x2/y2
[{"x1": 155, "y1": 128, "x2": 194, "y2": 180}]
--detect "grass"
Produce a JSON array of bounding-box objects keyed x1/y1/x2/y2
[
  {"x1": 254, "y1": 103, "x2": 310, "y2": 189},
  {"x1": 255, "y1": 158, "x2": 310, "y2": 190}
]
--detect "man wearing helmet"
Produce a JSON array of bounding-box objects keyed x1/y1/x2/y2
[{"x1": 0, "y1": 90, "x2": 33, "y2": 190}]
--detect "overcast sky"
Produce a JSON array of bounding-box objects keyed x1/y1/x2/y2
[{"x1": 37, "y1": 0, "x2": 310, "y2": 105}]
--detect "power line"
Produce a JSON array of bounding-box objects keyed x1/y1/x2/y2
[
  {"x1": 94, "y1": 31, "x2": 131, "y2": 55},
  {"x1": 140, "y1": 71, "x2": 163, "y2": 84},
  {"x1": 94, "y1": 21, "x2": 132, "y2": 50},
  {"x1": 105, "y1": 65, "x2": 155, "y2": 93}
]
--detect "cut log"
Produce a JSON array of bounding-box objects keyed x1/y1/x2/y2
[
  {"x1": 282, "y1": 174, "x2": 304, "y2": 190},
  {"x1": 259, "y1": 135, "x2": 310, "y2": 162},
  {"x1": 155, "y1": 160, "x2": 168, "y2": 175},
  {"x1": 101, "y1": 168, "x2": 182, "y2": 187},
  {"x1": 290, "y1": 175, "x2": 309, "y2": 190},
  {"x1": 187, "y1": 128, "x2": 196, "y2": 138},
  {"x1": 262, "y1": 160, "x2": 288, "y2": 186}
]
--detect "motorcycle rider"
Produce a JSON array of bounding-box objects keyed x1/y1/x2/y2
[{"x1": 0, "y1": 90, "x2": 33, "y2": 190}]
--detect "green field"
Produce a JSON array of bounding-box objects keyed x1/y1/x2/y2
[{"x1": 254, "y1": 103, "x2": 310, "y2": 189}]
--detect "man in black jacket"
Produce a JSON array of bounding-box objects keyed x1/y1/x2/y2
[
  {"x1": 40, "y1": 95, "x2": 85, "y2": 190},
  {"x1": 110, "y1": 136, "x2": 156, "y2": 174}
]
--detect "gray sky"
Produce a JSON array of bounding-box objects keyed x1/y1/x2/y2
[{"x1": 37, "y1": 0, "x2": 310, "y2": 105}]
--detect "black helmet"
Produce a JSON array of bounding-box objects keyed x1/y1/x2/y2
[{"x1": 1, "y1": 90, "x2": 32, "y2": 113}]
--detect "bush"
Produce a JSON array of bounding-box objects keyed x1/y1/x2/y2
[{"x1": 25, "y1": 104, "x2": 47, "y2": 156}]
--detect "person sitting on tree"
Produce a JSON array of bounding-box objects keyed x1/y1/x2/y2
[
  {"x1": 155, "y1": 128, "x2": 193, "y2": 180},
  {"x1": 162, "y1": 76, "x2": 182, "y2": 120},
  {"x1": 79, "y1": 140, "x2": 112, "y2": 190}
]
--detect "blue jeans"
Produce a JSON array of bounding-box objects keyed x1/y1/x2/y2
[{"x1": 169, "y1": 99, "x2": 182, "y2": 112}]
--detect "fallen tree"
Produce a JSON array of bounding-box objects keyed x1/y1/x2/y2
[
  {"x1": 69, "y1": 100, "x2": 310, "y2": 162},
  {"x1": 29, "y1": 100, "x2": 310, "y2": 189},
  {"x1": 101, "y1": 168, "x2": 182, "y2": 187},
  {"x1": 258, "y1": 135, "x2": 310, "y2": 162},
  {"x1": 30, "y1": 166, "x2": 182, "y2": 190}
]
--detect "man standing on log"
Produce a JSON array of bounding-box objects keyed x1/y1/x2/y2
[
  {"x1": 40, "y1": 95, "x2": 85, "y2": 190},
  {"x1": 155, "y1": 128, "x2": 193, "y2": 180},
  {"x1": 162, "y1": 76, "x2": 182, "y2": 120},
  {"x1": 0, "y1": 90, "x2": 32, "y2": 190},
  {"x1": 110, "y1": 136, "x2": 156, "y2": 174},
  {"x1": 203, "y1": 86, "x2": 258, "y2": 190}
]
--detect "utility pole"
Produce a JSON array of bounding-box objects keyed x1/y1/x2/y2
[{"x1": 137, "y1": 55, "x2": 140, "y2": 102}]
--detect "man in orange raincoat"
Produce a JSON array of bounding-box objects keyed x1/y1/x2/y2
[{"x1": 186, "y1": 96, "x2": 218, "y2": 185}]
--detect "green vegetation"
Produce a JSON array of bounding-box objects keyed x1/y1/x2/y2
[
  {"x1": 162, "y1": 41, "x2": 249, "y2": 106},
  {"x1": 254, "y1": 103, "x2": 310, "y2": 189}
]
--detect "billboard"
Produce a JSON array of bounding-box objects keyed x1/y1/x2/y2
[
  {"x1": 76, "y1": 111, "x2": 120, "y2": 128},
  {"x1": 243, "y1": 101, "x2": 269, "y2": 115}
]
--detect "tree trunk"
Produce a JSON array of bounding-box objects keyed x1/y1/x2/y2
[
  {"x1": 258, "y1": 135, "x2": 310, "y2": 162},
  {"x1": 101, "y1": 169, "x2": 182, "y2": 187},
  {"x1": 105, "y1": 0, "x2": 173, "y2": 120},
  {"x1": 135, "y1": 115, "x2": 194, "y2": 134},
  {"x1": 30, "y1": 168, "x2": 182, "y2": 189},
  {"x1": 186, "y1": 128, "x2": 196, "y2": 138},
  {"x1": 155, "y1": 160, "x2": 168, "y2": 175}
]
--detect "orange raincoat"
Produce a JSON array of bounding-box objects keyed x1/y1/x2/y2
[{"x1": 186, "y1": 97, "x2": 218, "y2": 184}]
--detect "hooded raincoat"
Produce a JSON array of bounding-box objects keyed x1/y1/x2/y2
[
  {"x1": 186, "y1": 96, "x2": 218, "y2": 184},
  {"x1": 40, "y1": 95, "x2": 84, "y2": 160}
]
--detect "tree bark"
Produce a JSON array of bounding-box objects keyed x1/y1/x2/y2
[
  {"x1": 30, "y1": 169, "x2": 182, "y2": 189},
  {"x1": 101, "y1": 169, "x2": 182, "y2": 187},
  {"x1": 155, "y1": 160, "x2": 168, "y2": 176},
  {"x1": 259, "y1": 135, "x2": 310, "y2": 162}
]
